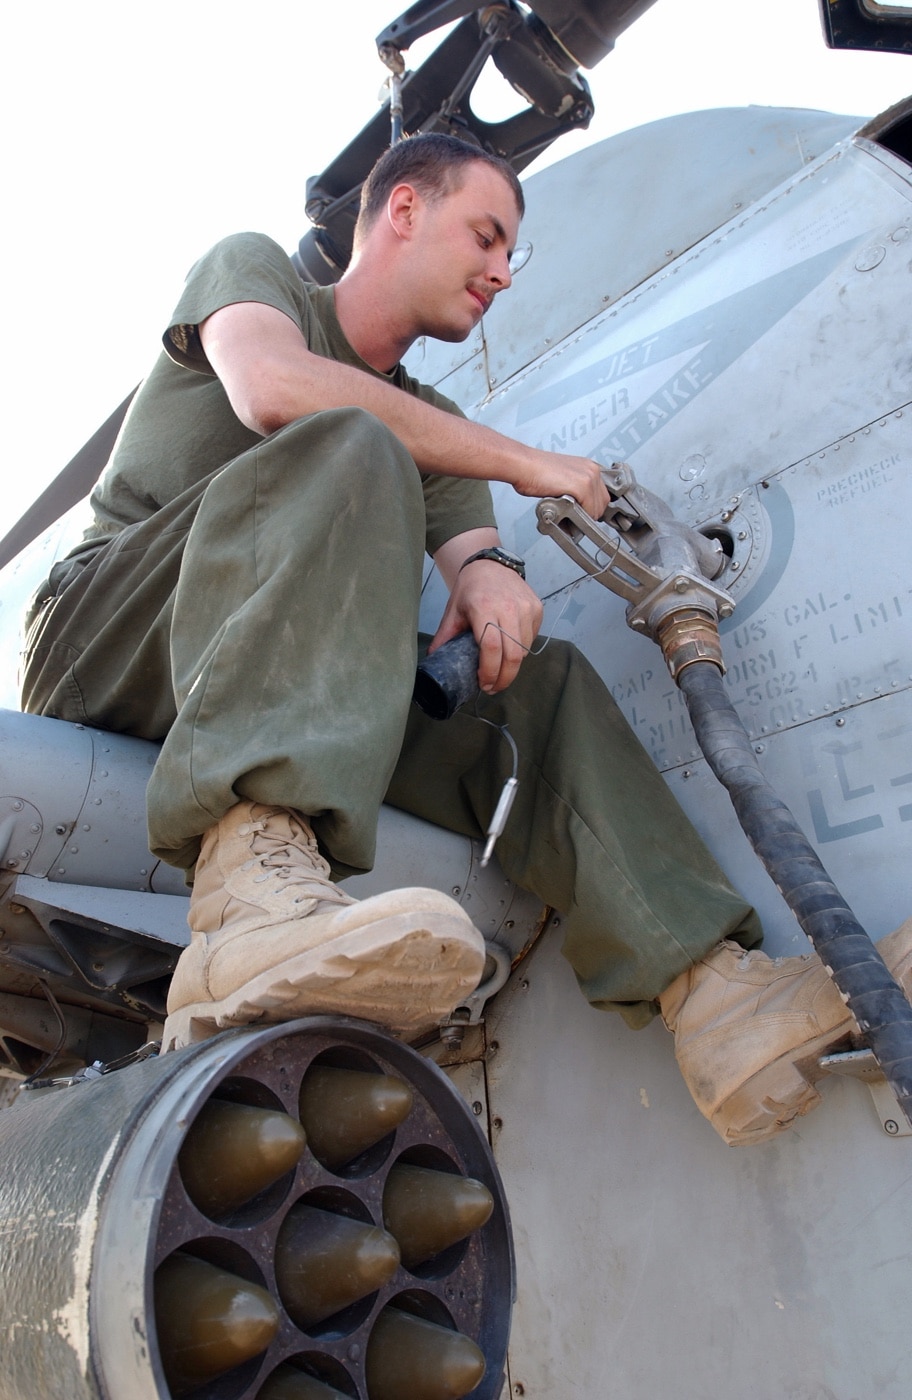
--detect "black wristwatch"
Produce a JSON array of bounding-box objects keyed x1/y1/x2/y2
[{"x1": 458, "y1": 546, "x2": 526, "y2": 580}]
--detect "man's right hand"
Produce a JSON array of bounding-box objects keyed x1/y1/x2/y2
[{"x1": 508, "y1": 448, "x2": 609, "y2": 521}]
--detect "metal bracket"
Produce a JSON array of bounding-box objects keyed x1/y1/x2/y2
[
  {"x1": 439, "y1": 940, "x2": 513, "y2": 1047},
  {"x1": 820, "y1": 1048, "x2": 912, "y2": 1137}
]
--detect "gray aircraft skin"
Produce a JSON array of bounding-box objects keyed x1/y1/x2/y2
[{"x1": 1, "y1": 3, "x2": 911, "y2": 1398}]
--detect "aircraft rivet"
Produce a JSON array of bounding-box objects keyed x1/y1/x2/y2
[
  {"x1": 737, "y1": 531, "x2": 747, "y2": 540},
  {"x1": 755, "y1": 744, "x2": 765, "y2": 754},
  {"x1": 29, "y1": 825, "x2": 40, "y2": 834},
  {"x1": 12, "y1": 801, "x2": 23, "y2": 812},
  {"x1": 836, "y1": 717, "x2": 846, "y2": 727},
  {"x1": 885, "y1": 1120, "x2": 899, "y2": 1136},
  {"x1": 472, "y1": 1101, "x2": 483, "y2": 1116},
  {"x1": 55, "y1": 825, "x2": 66, "y2": 835},
  {"x1": 452, "y1": 886, "x2": 461, "y2": 896}
]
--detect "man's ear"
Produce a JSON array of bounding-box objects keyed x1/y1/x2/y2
[{"x1": 386, "y1": 182, "x2": 422, "y2": 241}]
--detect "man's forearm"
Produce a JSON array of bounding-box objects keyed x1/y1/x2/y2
[
  {"x1": 264, "y1": 349, "x2": 606, "y2": 511},
  {"x1": 201, "y1": 301, "x2": 608, "y2": 517},
  {"x1": 231, "y1": 338, "x2": 543, "y2": 486},
  {"x1": 433, "y1": 528, "x2": 502, "y2": 591}
]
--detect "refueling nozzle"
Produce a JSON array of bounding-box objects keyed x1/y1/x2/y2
[{"x1": 536, "y1": 461, "x2": 736, "y2": 678}]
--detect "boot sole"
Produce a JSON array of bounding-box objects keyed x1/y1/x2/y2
[
  {"x1": 716, "y1": 923, "x2": 912, "y2": 1145},
  {"x1": 162, "y1": 911, "x2": 485, "y2": 1052},
  {"x1": 709, "y1": 1023, "x2": 851, "y2": 1146}
]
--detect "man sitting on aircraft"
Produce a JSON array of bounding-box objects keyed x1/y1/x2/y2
[{"x1": 21, "y1": 133, "x2": 911, "y2": 1146}]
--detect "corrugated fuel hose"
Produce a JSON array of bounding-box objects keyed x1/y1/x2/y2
[{"x1": 677, "y1": 659, "x2": 912, "y2": 1127}]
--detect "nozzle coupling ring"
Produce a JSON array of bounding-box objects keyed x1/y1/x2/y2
[{"x1": 654, "y1": 607, "x2": 725, "y2": 680}]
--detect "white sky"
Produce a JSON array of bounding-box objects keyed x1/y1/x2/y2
[{"x1": 3, "y1": 0, "x2": 911, "y2": 525}]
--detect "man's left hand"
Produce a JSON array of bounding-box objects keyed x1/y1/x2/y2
[{"x1": 429, "y1": 555, "x2": 543, "y2": 695}]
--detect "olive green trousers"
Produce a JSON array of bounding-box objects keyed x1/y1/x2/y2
[{"x1": 22, "y1": 409, "x2": 760, "y2": 1025}]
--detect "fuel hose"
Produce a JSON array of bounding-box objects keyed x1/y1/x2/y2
[
  {"x1": 414, "y1": 632, "x2": 481, "y2": 720},
  {"x1": 677, "y1": 659, "x2": 912, "y2": 1128}
]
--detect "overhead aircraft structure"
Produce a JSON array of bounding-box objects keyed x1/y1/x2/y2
[{"x1": 1, "y1": 2, "x2": 911, "y2": 1397}]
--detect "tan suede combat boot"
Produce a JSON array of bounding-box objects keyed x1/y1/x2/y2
[
  {"x1": 162, "y1": 802, "x2": 486, "y2": 1051},
  {"x1": 659, "y1": 919, "x2": 912, "y2": 1146}
]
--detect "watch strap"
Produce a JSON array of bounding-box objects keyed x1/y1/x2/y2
[{"x1": 458, "y1": 547, "x2": 526, "y2": 580}]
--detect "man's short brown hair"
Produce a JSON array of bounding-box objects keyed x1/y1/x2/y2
[{"x1": 354, "y1": 133, "x2": 524, "y2": 245}]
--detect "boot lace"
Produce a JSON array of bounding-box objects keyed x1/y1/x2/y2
[{"x1": 244, "y1": 813, "x2": 355, "y2": 908}]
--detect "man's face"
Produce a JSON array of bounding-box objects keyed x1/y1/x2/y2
[{"x1": 404, "y1": 161, "x2": 520, "y2": 344}]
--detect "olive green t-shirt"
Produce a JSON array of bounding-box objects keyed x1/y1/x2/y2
[{"x1": 88, "y1": 231, "x2": 496, "y2": 555}]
